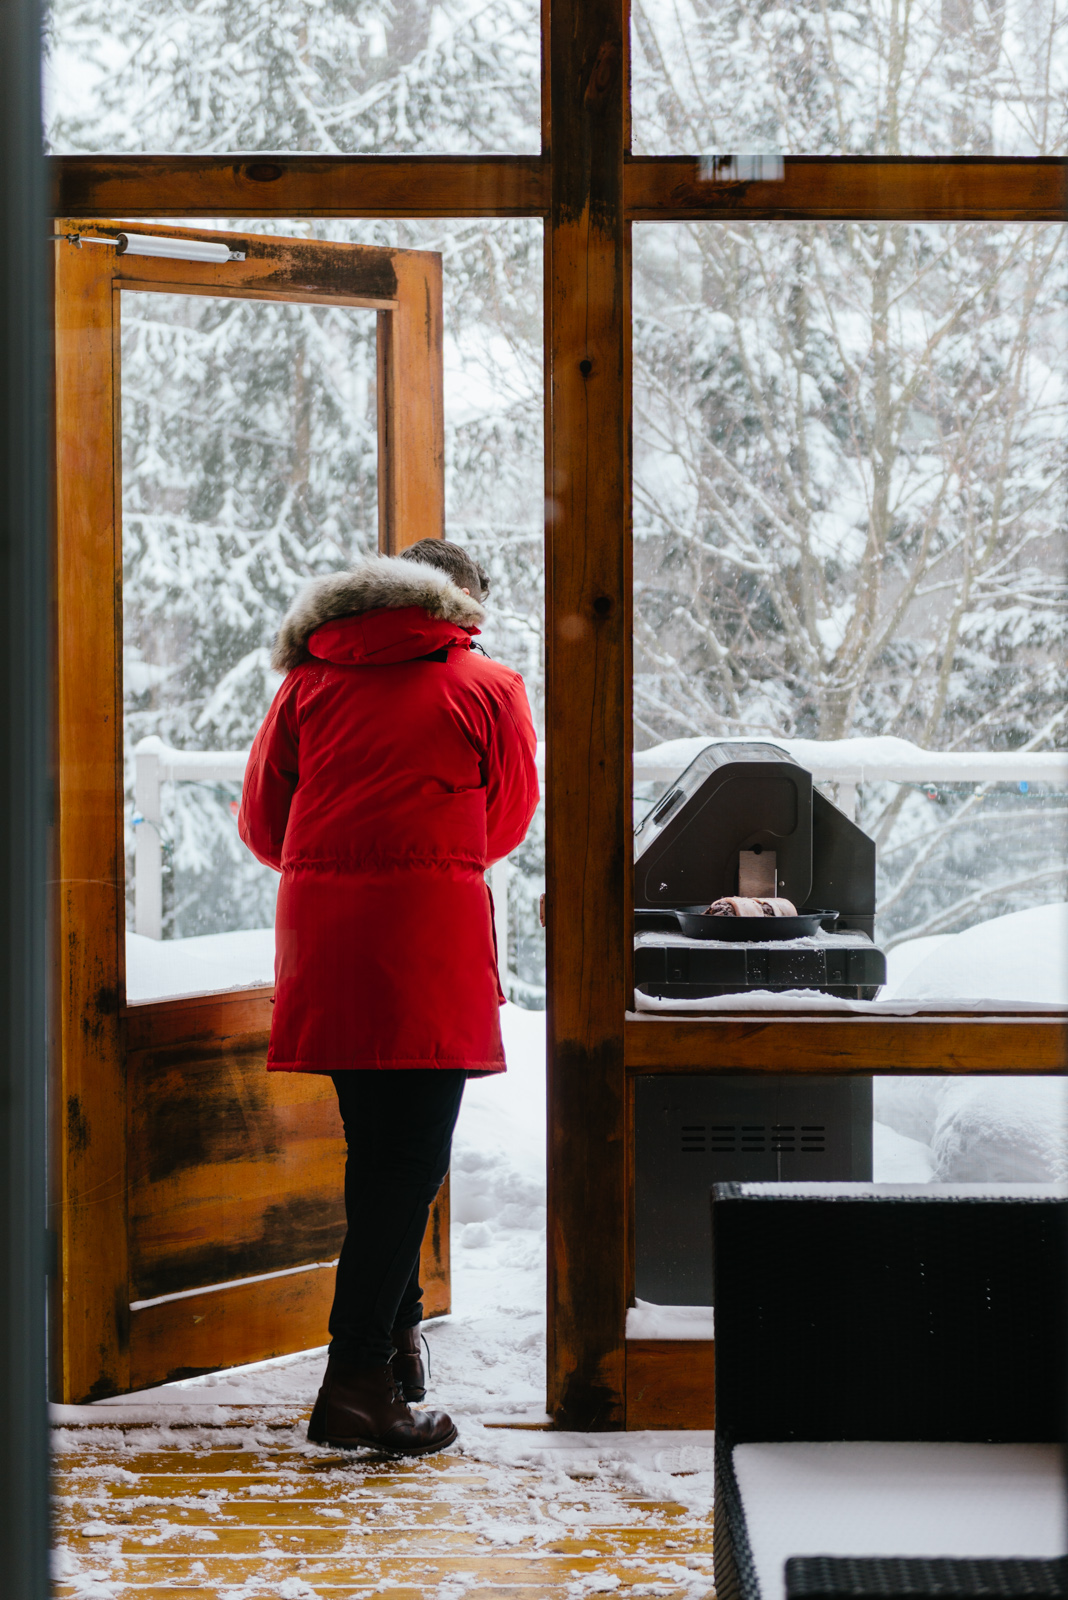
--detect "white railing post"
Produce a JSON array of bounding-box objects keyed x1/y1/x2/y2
[
  {"x1": 835, "y1": 780, "x2": 859, "y2": 820},
  {"x1": 134, "y1": 736, "x2": 164, "y2": 939},
  {"x1": 489, "y1": 856, "x2": 510, "y2": 981}
]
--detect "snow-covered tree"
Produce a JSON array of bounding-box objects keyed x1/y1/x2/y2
[
  {"x1": 629, "y1": 0, "x2": 1066, "y2": 947},
  {"x1": 632, "y1": 0, "x2": 1068, "y2": 156},
  {"x1": 47, "y1": 0, "x2": 539, "y2": 154},
  {"x1": 633, "y1": 217, "x2": 1066, "y2": 942}
]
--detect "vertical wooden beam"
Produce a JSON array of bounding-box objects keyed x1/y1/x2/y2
[
  {"x1": 544, "y1": 0, "x2": 630, "y2": 1428},
  {"x1": 53, "y1": 234, "x2": 129, "y2": 1401},
  {"x1": 378, "y1": 249, "x2": 445, "y2": 553}
]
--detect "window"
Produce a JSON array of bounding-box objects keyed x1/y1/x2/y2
[
  {"x1": 633, "y1": 219, "x2": 1068, "y2": 1007},
  {"x1": 113, "y1": 220, "x2": 545, "y2": 1006},
  {"x1": 631, "y1": 0, "x2": 1068, "y2": 155},
  {"x1": 46, "y1": 0, "x2": 541, "y2": 154}
]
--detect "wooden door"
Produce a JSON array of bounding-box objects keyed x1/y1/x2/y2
[{"x1": 52, "y1": 219, "x2": 450, "y2": 1402}]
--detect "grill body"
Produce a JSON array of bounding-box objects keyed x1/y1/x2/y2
[{"x1": 634, "y1": 1074, "x2": 873, "y2": 1305}]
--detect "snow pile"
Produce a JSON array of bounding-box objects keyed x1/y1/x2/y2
[
  {"x1": 885, "y1": 903, "x2": 1068, "y2": 1005},
  {"x1": 429, "y1": 1001, "x2": 548, "y2": 1420},
  {"x1": 874, "y1": 1075, "x2": 1068, "y2": 1184},
  {"x1": 626, "y1": 1301, "x2": 715, "y2": 1339}
]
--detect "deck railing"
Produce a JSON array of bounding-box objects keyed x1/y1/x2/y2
[{"x1": 132, "y1": 733, "x2": 1068, "y2": 940}]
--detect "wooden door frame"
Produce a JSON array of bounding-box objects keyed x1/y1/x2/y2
[
  {"x1": 48, "y1": 2, "x2": 1068, "y2": 1424},
  {"x1": 52, "y1": 219, "x2": 444, "y2": 1402}
]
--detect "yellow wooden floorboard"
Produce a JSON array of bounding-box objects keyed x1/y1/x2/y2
[{"x1": 52, "y1": 1418, "x2": 716, "y2": 1598}]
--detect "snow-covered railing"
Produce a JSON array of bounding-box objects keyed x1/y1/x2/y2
[
  {"x1": 133, "y1": 736, "x2": 252, "y2": 938},
  {"x1": 633, "y1": 735, "x2": 1068, "y2": 823},
  {"x1": 132, "y1": 734, "x2": 1067, "y2": 939},
  {"x1": 131, "y1": 735, "x2": 539, "y2": 947}
]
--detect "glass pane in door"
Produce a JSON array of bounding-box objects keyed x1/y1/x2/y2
[{"x1": 121, "y1": 290, "x2": 379, "y2": 1000}]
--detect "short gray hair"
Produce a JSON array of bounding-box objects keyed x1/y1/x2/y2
[{"x1": 398, "y1": 539, "x2": 490, "y2": 601}]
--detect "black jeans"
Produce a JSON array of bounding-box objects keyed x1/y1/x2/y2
[{"x1": 328, "y1": 1069, "x2": 466, "y2": 1368}]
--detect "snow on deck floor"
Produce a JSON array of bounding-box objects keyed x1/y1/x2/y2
[{"x1": 52, "y1": 1423, "x2": 717, "y2": 1600}]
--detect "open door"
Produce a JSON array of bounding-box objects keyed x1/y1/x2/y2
[{"x1": 52, "y1": 220, "x2": 450, "y2": 1402}]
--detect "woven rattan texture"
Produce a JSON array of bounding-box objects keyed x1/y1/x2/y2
[
  {"x1": 713, "y1": 1432, "x2": 762, "y2": 1600},
  {"x1": 713, "y1": 1191, "x2": 1067, "y2": 1443},
  {"x1": 785, "y1": 1555, "x2": 1068, "y2": 1599}
]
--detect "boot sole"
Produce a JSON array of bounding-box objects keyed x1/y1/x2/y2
[{"x1": 309, "y1": 1424, "x2": 459, "y2": 1457}]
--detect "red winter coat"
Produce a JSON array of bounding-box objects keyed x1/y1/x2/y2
[{"x1": 239, "y1": 556, "x2": 539, "y2": 1075}]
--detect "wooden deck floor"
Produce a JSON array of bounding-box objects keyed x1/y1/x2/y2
[{"x1": 52, "y1": 1411, "x2": 716, "y2": 1598}]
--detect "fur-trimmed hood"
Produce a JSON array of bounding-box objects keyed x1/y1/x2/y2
[{"x1": 271, "y1": 556, "x2": 486, "y2": 673}]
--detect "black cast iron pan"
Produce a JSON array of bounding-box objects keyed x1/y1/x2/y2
[{"x1": 634, "y1": 906, "x2": 839, "y2": 940}]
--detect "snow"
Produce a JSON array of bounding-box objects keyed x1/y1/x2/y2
[
  {"x1": 625, "y1": 1301, "x2": 715, "y2": 1340},
  {"x1": 733, "y1": 1442, "x2": 1067, "y2": 1600},
  {"x1": 116, "y1": 917, "x2": 1065, "y2": 1447},
  {"x1": 634, "y1": 735, "x2": 1068, "y2": 787},
  {"x1": 885, "y1": 903, "x2": 1068, "y2": 1004},
  {"x1": 54, "y1": 993, "x2": 721, "y2": 1539},
  {"x1": 871, "y1": 1120, "x2": 936, "y2": 1182},
  {"x1": 882, "y1": 935, "x2": 951, "y2": 996},
  {"x1": 73, "y1": 999, "x2": 1064, "y2": 1430},
  {"x1": 632, "y1": 991, "x2": 1067, "y2": 1014},
  {"x1": 52, "y1": 1001, "x2": 1064, "y2": 1600},
  {"x1": 729, "y1": 1182, "x2": 1065, "y2": 1200},
  {"x1": 126, "y1": 928, "x2": 274, "y2": 1003},
  {"x1": 123, "y1": 892, "x2": 1066, "y2": 1009}
]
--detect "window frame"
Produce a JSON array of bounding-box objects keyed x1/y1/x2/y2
[{"x1": 48, "y1": 0, "x2": 1068, "y2": 1427}]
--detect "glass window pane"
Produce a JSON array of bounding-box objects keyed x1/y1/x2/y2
[
  {"x1": 122, "y1": 292, "x2": 379, "y2": 993},
  {"x1": 874, "y1": 1076, "x2": 1066, "y2": 1182},
  {"x1": 631, "y1": 0, "x2": 1068, "y2": 154},
  {"x1": 632, "y1": 220, "x2": 1067, "y2": 1010},
  {"x1": 124, "y1": 220, "x2": 544, "y2": 1008},
  {"x1": 46, "y1": 0, "x2": 539, "y2": 154}
]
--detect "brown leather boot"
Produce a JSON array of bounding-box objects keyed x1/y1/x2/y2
[
  {"x1": 391, "y1": 1323, "x2": 427, "y2": 1402},
  {"x1": 306, "y1": 1357, "x2": 457, "y2": 1456}
]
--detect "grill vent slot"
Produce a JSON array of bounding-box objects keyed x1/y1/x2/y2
[{"x1": 678, "y1": 1123, "x2": 828, "y2": 1155}]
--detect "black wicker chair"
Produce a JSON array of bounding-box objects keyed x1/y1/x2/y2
[{"x1": 712, "y1": 1184, "x2": 1068, "y2": 1600}]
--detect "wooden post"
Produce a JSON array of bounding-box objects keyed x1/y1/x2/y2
[
  {"x1": 544, "y1": 0, "x2": 630, "y2": 1428},
  {"x1": 53, "y1": 238, "x2": 130, "y2": 1401},
  {"x1": 378, "y1": 250, "x2": 445, "y2": 553}
]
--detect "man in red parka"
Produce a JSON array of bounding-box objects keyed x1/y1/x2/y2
[{"x1": 239, "y1": 540, "x2": 539, "y2": 1456}]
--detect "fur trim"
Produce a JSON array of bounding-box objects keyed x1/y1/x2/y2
[{"x1": 271, "y1": 555, "x2": 486, "y2": 673}]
